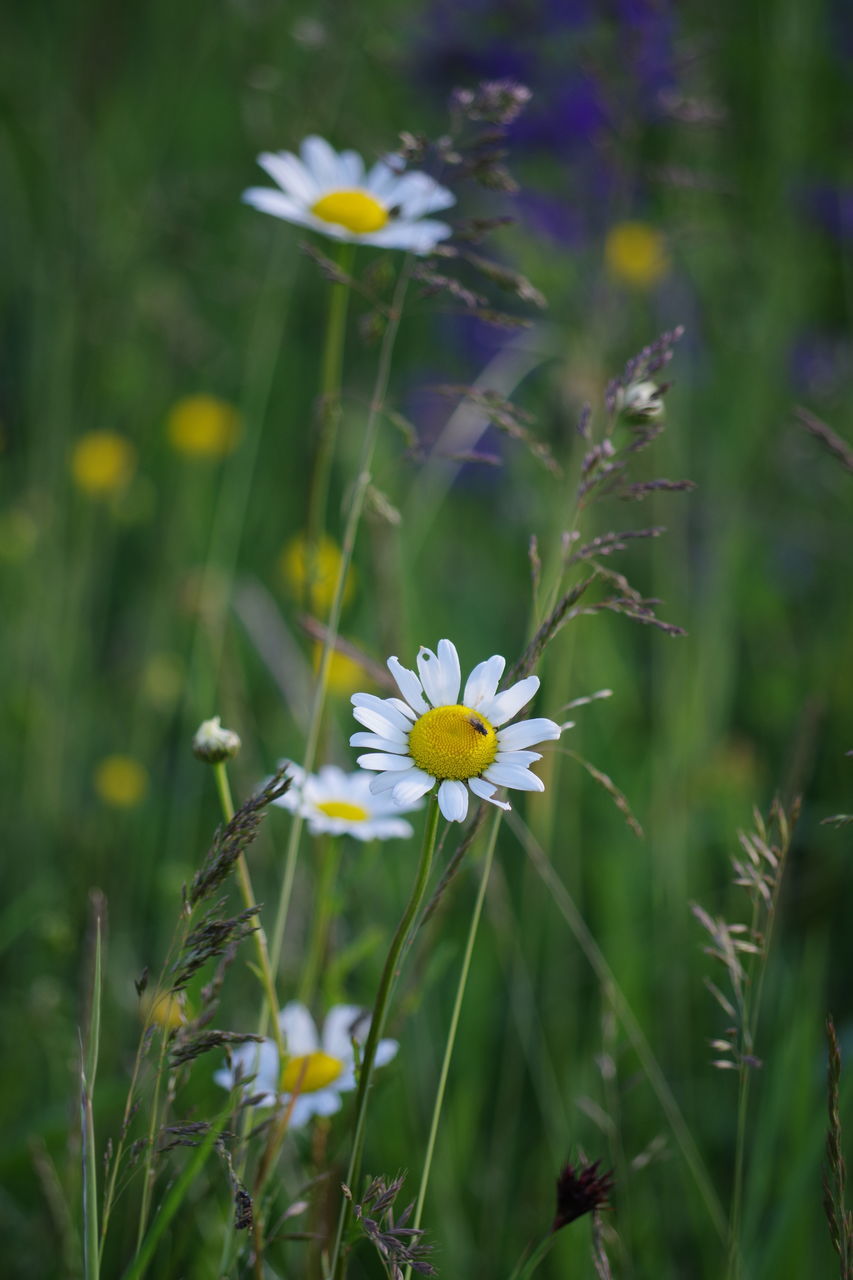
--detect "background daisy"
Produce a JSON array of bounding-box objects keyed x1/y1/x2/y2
[
  {"x1": 243, "y1": 135, "x2": 455, "y2": 254},
  {"x1": 274, "y1": 762, "x2": 421, "y2": 840},
  {"x1": 214, "y1": 1002, "x2": 398, "y2": 1129},
  {"x1": 350, "y1": 639, "x2": 561, "y2": 822}
]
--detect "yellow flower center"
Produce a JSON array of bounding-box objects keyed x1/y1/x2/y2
[
  {"x1": 407, "y1": 705, "x2": 497, "y2": 781},
  {"x1": 311, "y1": 190, "x2": 389, "y2": 234},
  {"x1": 316, "y1": 800, "x2": 370, "y2": 822},
  {"x1": 280, "y1": 1051, "x2": 344, "y2": 1094}
]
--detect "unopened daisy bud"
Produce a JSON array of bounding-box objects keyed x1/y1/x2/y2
[
  {"x1": 192, "y1": 716, "x2": 241, "y2": 764},
  {"x1": 614, "y1": 379, "x2": 665, "y2": 424}
]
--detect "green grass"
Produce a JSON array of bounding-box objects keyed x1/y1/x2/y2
[{"x1": 2, "y1": 1, "x2": 852, "y2": 1277}]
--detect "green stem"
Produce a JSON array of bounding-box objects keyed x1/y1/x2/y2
[
  {"x1": 329, "y1": 794, "x2": 441, "y2": 1280},
  {"x1": 212, "y1": 762, "x2": 284, "y2": 1059},
  {"x1": 304, "y1": 242, "x2": 356, "y2": 601},
  {"x1": 511, "y1": 1232, "x2": 558, "y2": 1280},
  {"x1": 405, "y1": 807, "x2": 503, "y2": 1280},
  {"x1": 267, "y1": 261, "x2": 412, "y2": 992},
  {"x1": 298, "y1": 835, "x2": 343, "y2": 1006}
]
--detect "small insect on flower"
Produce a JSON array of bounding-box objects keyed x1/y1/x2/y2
[
  {"x1": 350, "y1": 638, "x2": 561, "y2": 823},
  {"x1": 243, "y1": 135, "x2": 456, "y2": 255}
]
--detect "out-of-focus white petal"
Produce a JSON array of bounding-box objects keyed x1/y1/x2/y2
[
  {"x1": 322, "y1": 1005, "x2": 367, "y2": 1058},
  {"x1": 278, "y1": 1002, "x2": 320, "y2": 1056},
  {"x1": 256, "y1": 151, "x2": 318, "y2": 201}
]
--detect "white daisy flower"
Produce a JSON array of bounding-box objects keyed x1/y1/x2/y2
[
  {"x1": 243, "y1": 135, "x2": 455, "y2": 255},
  {"x1": 350, "y1": 639, "x2": 562, "y2": 824},
  {"x1": 214, "y1": 1002, "x2": 398, "y2": 1129},
  {"x1": 273, "y1": 762, "x2": 420, "y2": 841}
]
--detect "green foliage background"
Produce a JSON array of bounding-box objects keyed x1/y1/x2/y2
[{"x1": 1, "y1": 0, "x2": 851, "y2": 1276}]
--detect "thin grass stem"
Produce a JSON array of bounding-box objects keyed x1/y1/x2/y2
[
  {"x1": 508, "y1": 810, "x2": 728, "y2": 1243},
  {"x1": 267, "y1": 260, "x2": 412, "y2": 990},
  {"x1": 405, "y1": 806, "x2": 503, "y2": 1280},
  {"x1": 328, "y1": 794, "x2": 441, "y2": 1280},
  {"x1": 212, "y1": 762, "x2": 284, "y2": 1058}
]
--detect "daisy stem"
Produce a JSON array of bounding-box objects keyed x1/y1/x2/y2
[
  {"x1": 329, "y1": 794, "x2": 441, "y2": 1280},
  {"x1": 267, "y1": 261, "x2": 412, "y2": 991},
  {"x1": 404, "y1": 805, "x2": 503, "y2": 1280},
  {"x1": 212, "y1": 762, "x2": 285, "y2": 1058},
  {"x1": 298, "y1": 835, "x2": 342, "y2": 1007},
  {"x1": 304, "y1": 240, "x2": 356, "y2": 605}
]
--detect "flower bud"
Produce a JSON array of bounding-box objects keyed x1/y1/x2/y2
[
  {"x1": 192, "y1": 716, "x2": 241, "y2": 764},
  {"x1": 615, "y1": 379, "x2": 665, "y2": 423}
]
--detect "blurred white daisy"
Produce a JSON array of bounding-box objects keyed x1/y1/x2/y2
[
  {"x1": 274, "y1": 762, "x2": 419, "y2": 841},
  {"x1": 214, "y1": 1002, "x2": 398, "y2": 1128},
  {"x1": 350, "y1": 639, "x2": 561, "y2": 824},
  {"x1": 243, "y1": 135, "x2": 455, "y2": 255}
]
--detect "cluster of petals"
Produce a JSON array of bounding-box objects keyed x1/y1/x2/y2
[
  {"x1": 350, "y1": 639, "x2": 561, "y2": 823},
  {"x1": 273, "y1": 762, "x2": 420, "y2": 841},
  {"x1": 214, "y1": 1002, "x2": 397, "y2": 1129},
  {"x1": 243, "y1": 135, "x2": 455, "y2": 255}
]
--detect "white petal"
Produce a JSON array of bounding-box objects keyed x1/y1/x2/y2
[
  {"x1": 364, "y1": 157, "x2": 403, "y2": 197},
  {"x1": 256, "y1": 150, "x2": 317, "y2": 202},
  {"x1": 218, "y1": 1039, "x2": 279, "y2": 1095},
  {"x1": 386, "y1": 697, "x2": 418, "y2": 722},
  {"x1": 242, "y1": 188, "x2": 316, "y2": 225},
  {"x1": 468, "y1": 776, "x2": 512, "y2": 810},
  {"x1": 370, "y1": 769, "x2": 411, "y2": 794},
  {"x1": 483, "y1": 762, "x2": 545, "y2": 792},
  {"x1": 463, "y1": 655, "x2": 505, "y2": 708},
  {"x1": 479, "y1": 676, "x2": 541, "y2": 726},
  {"x1": 300, "y1": 135, "x2": 345, "y2": 190},
  {"x1": 351, "y1": 708, "x2": 409, "y2": 743},
  {"x1": 374, "y1": 1038, "x2": 399, "y2": 1068},
  {"x1": 349, "y1": 731, "x2": 407, "y2": 753},
  {"x1": 392, "y1": 770, "x2": 435, "y2": 806},
  {"x1": 364, "y1": 219, "x2": 453, "y2": 254},
  {"x1": 305, "y1": 1087, "x2": 346, "y2": 1117},
  {"x1": 497, "y1": 717, "x2": 562, "y2": 751},
  {"x1": 388, "y1": 172, "x2": 456, "y2": 219},
  {"x1": 278, "y1": 1002, "x2": 319, "y2": 1056},
  {"x1": 288, "y1": 1092, "x2": 336, "y2": 1129},
  {"x1": 438, "y1": 779, "x2": 469, "y2": 822},
  {"x1": 351, "y1": 694, "x2": 413, "y2": 736},
  {"x1": 387, "y1": 657, "x2": 429, "y2": 714},
  {"x1": 357, "y1": 752, "x2": 415, "y2": 771},
  {"x1": 494, "y1": 749, "x2": 543, "y2": 768},
  {"x1": 322, "y1": 1005, "x2": 368, "y2": 1057},
  {"x1": 417, "y1": 639, "x2": 460, "y2": 706},
  {"x1": 337, "y1": 149, "x2": 365, "y2": 186}
]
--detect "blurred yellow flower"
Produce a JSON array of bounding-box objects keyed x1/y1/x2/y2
[
  {"x1": 313, "y1": 642, "x2": 369, "y2": 697},
  {"x1": 141, "y1": 990, "x2": 189, "y2": 1031},
  {"x1": 280, "y1": 532, "x2": 354, "y2": 614},
  {"x1": 93, "y1": 755, "x2": 148, "y2": 808},
  {"x1": 166, "y1": 394, "x2": 241, "y2": 458},
  {"x1": 604, "y1": 222, "x2": 669, "y2": 288},
  {"x1": 71, "y1": 432, "x2": 136, "y2": 497}
]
